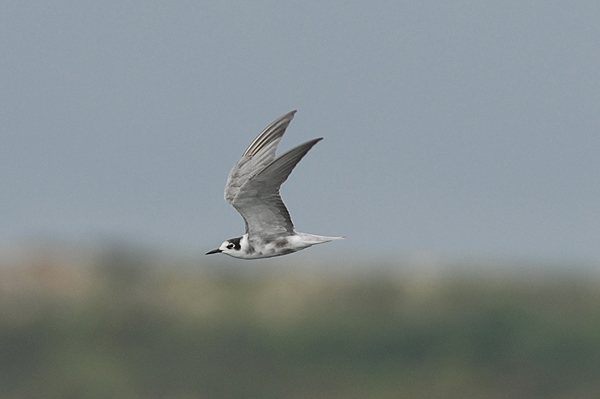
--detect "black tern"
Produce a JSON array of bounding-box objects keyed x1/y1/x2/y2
[{"x1": 206, "y1": 110, "x2": 344, "y2": 259}]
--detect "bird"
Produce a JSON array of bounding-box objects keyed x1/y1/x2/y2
[{"x1": 206, "y1": 110, "x2": 344, "y2": 259}]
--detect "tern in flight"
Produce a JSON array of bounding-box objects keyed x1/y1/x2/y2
[{"x1": 206, "y1": 111, "x2": 344, "y2": 259}]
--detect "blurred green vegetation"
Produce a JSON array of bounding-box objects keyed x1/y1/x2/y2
[{"x1": 1, "y1": 247, "x2": 600, "y2": 398}]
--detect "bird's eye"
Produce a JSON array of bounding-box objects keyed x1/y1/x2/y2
[{"x1": 227, "y1": 243, "x2": 235, "y2": 249}]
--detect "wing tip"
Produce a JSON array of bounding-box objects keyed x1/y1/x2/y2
[
  {"x1": 280, "y1": 110, "x2": 297, "y2": 124},
  {"x1": 280, "y1": 110, "x2": 297, "y2": 122},
  {"x1": 308, "y1": 137, "x2": 324, "y2": 147},
  {"x1": 243, "y1": 111, "x2": 297, "y2": 157}
]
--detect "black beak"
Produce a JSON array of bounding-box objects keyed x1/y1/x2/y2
[{"x1": 205, "y1": 248, "x2": 222, "y2": 255}]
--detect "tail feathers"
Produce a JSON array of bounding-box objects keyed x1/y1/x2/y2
[{"x1": 299, "y1": 233, "x2": 346, "y2": 245}]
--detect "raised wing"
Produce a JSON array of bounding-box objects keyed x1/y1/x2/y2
[
  {"x1": 224, "y1": 111, "x2": 296, "y2": 204},
  {"x1": 231, "y1": 138, "x2": 323, "y2": 241}
]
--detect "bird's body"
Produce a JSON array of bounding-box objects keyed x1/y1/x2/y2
[{"x1": 206, "y1": 111, "x2": 344, "y2": 259}]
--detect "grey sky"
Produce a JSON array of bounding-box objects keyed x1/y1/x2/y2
[{"x1": 1, "y1": 2, "x2": 599, "y2": 262}]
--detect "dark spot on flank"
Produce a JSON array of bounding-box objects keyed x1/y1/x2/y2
[{"x1": 275, "y1": 238, "x2": 288, "y2": 248}]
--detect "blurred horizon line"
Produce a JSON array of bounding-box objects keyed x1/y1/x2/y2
[{"x1": 1, "y1": 234, "x2": 599, "y2": 278}]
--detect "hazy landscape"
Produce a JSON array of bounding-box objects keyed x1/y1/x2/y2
[{"x1": 1, "y1": 241, "x2": 599, "y2": 399}]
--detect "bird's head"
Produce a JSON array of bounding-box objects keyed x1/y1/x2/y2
[{"x1": 206, "y1": 236, "x2": 243, "y2": 257}]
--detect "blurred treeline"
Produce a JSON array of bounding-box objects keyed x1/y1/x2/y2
[{"x1": 1, "y1": 243, "x2": 600, "y2": 398}]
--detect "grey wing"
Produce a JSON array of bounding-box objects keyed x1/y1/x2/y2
[
  {"x1": 232, "y1": 138, "x2": 323, "y2": 241},
  {"x1": 224, "y1": 110, "x2": 297, "y2": 204}
]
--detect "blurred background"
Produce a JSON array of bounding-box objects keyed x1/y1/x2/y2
[{"x1": 1, "y1": 1, "x2": 599, "y2": 398}]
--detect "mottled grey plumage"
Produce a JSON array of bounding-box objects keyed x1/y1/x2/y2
[{"x1": 207, "y1": 111, "x2": 344, "y2": 259}]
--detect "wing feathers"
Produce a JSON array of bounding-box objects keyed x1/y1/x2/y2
[
  {"x1": 232, "y1": 139, "x2": 323, "y2": 240},
  {"x1": 224, "y1": 111, "x2": 296, "y2": 204},
  {"x1": 243, "y1": 110, "x2": 296, "y2": 157},
  {"x1": 250, "y1": 138, "x2": 323, "y2": 194},
  {"x1": 224, "y1": 111, "x2": 323, "y2": 241}
]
